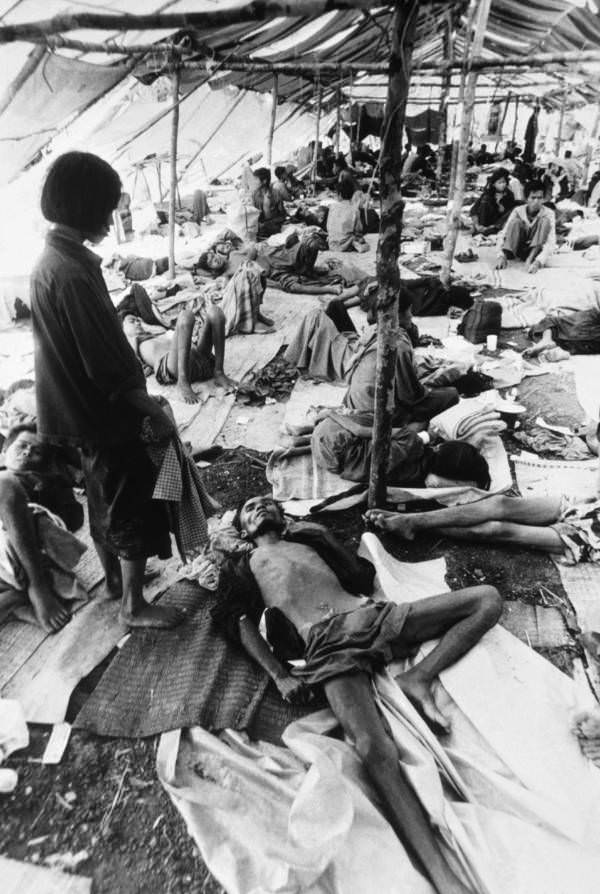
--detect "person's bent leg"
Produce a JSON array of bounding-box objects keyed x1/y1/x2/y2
[
  {"x1": 502, "y1": 216, "x2": 528, "y2": 259},
  {"x1": 393, "y1": 585, "x2": 503, "y2": 732},
  {"x1": 324, "y1": 298, "x2": 357, "y2": 333},
  {"x1": 324, "y1": 672, "x2": 470, "y2": 894},
  {"x1": 198, "y1": 305, "x2": 237, "y2": 391},
  {"x1": 119, "y1": 556, "x2": 183, "y2": 628},
  {"x1": 166, "y1": 308, "x2": 199, "y2": 404},
  {"x1": 366, "y1": 494, "x2": 563, "y2": 539},
  {"x1": 0, "y1": 475, "x2": 71, "y2": 632}
]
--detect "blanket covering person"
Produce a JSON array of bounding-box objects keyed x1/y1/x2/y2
[{"x1": 220, "y1": 259, "x2": 267, "y2": 335}]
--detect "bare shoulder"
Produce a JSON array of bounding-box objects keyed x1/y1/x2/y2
[{"x1": 0, "y1": 469, "x2": 24, "y2": 494}]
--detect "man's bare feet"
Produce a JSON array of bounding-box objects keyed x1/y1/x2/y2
[
  {"x1": 214, "y1": 371, "x2": 237, "y2": 392},
  {"x1": 395, "y1": 669, "x2": 450, "y2": 735},
  {"x1": 119, "y1": 604, "x2": 186, "y2": 628},
  {"x1": 364, "y1": 509, "x2": 416, "y2": 539},
  {"x1": 178, "y1": 383, "x2": 201, "y2": 404},
  {"x1": 28, "y1": 585, "x2": 71, "y2": 633}
]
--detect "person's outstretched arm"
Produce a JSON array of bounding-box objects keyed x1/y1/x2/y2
[{"x1": 238, "y1": 616, "x2": 308, "y2": 703}]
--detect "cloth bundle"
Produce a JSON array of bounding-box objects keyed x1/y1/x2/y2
[{"x1": 429, "y1": 397, "x2": 507, "y2": 449}]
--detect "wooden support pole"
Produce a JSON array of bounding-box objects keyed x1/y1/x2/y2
[
  {"x1": 168, "y1": 66, "x2": 181, "y2": 280},
  {"x1": 335, "y1": 87, "x2": 341, "y2": 155},
  {"x1": 267, "y1": 74, "x2": 279, "y2": 168},
  {"x1": 0, "y1": 2, "x2": 379, "y2": 44},
  {"x1": 494, "y1": 88, "x2": 511, "y2": 153},
  {"x1": 311, "y1": 84, "x2": 322, "y2": 194},
  {"x1": 368, "y1": 0, "x2": 418, "y2": 509},
  {"x1": 555, "y1": 87, "x2": 568, "y2": 155},
  {"x1": 435, "y1": 12, "x2": 453, "y2": 184},
  {"x1": 442, "y1": 0, "x2": 493, "y2": 287},
  {"x1": 511, "y1": 93, "x2": 520, "y2": 144},
  {"x1": 583, "y1": 105, "x2": 600, "y2": 185}
]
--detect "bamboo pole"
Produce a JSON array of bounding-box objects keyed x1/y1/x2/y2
[
  {"x1": 583, "y1": 105, "x2": 600, "y2": 185},
  {"x1": 177, "y1": 87, "x2": 246, "y2": 186},
  {"x1": 266, "y1": 74, "x2": 279, "y2": 168},
  {"x1": 168, "y1": 66, "x2": 181, "y2": 279},
  {"x1": 511, "y1": 93, "x2": 520, "y2": 144},
  {"x1": 335, "y1": 87, "x2": 342, "y2": 155},
  {"x1": 435, "y1": 12, "x2": 453, "y2": 183},
  {"x1": 311, "y1": 83, "x2": 322, "y2": 194},
  {"x1": 17, "y1": 29, "x2": 600, "y2": 76},
  {"x1": 442, "y1": 0, "x2": 493, "y2": 287},
  {"x1": 368, "y1": 0, "x2": 418, "y2": 509},
  {"x1": 0, "y1": 2, "x2": 379, "y2": 44},
  {"x1": 494, "y1": 89, "x2": 511, "y2": 153},
  {"x1": 555, "y1": 87, "x2": 568, "y2": 155}
]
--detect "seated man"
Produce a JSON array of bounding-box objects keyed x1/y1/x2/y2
[
  {"x1": 122, "y1": 305, "x2": 236, "y2": 404},
  {"x1": 312, "y1": 410, "x2": 490, "y2": 489},
  {"x1": 0, "y1": 424, "x2": 85, "y2": 632},
  {"x1": 495, "y1": 180, "x2": 556, "y2": 274},
  {"x1": 213, "y1": 495, "x2": 501, "y2": 894},
  {"x1": 252, "y1": 167, "x2": 286, "y2": 239},
  {"x1": 285, "y1": 295, "x2": 458, "y2": 425},
  {"x1": 326, "y1": 172, "x2": 368, "y2": 253}
]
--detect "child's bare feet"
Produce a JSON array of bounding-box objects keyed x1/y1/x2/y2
[
  {"x1": 395, "y1": 669, "x2": 450, "y2": 735},
  {"x1": 28, "y1": 585, "x2": 72, "y2": 633},
  {"x1": 178, "y1": 383, "x2": 202, "y2": 404},
  {"x1": 257, "y1": 311, "x2": 274, "y2": 327},
  {"x1": 364, "y1": 509, "x2": 416, "y2": 539},
  {"x1": 119, "y1": 604, "x2": 186, "y2": 628}
]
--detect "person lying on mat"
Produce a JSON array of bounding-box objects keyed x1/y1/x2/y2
[
  {"x1": 0, "y1": 423, "x2": 84, "y2": 632},
  {"x1": 212, "y1": 495, "x2": 501, "y2": 894},
  {"x1": 365, "y1": 449, "x2": 600, "y2": 566},
  {"x1": 122, "y1": 305, "x2": 236, "y2": 404},
  {"x1": 494, "y1": 180, "x2": 556, "y2": 274},
  {"x1": 312, "y1": 410, "x2": 491, "y2": 489}
]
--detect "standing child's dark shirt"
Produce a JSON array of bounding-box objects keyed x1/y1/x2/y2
[{"x1": 30, "y1": 228, "x2": 146, "y2": 447}]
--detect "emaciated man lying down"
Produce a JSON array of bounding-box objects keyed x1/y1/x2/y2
[{"x1": 212, "y1": 496, "x2": 502, "y2": 894}]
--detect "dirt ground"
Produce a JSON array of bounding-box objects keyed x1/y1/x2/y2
[{"x1": 0, "y1": 442, "x2": 583, "y2": 892}]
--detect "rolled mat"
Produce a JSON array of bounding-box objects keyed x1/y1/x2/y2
[{"x1": 74, "y1": 580, "x2": 313, "y2": 742}]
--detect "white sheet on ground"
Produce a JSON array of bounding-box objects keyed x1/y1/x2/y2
[
  {"x1": 158, "y1": 535, "x2": 600, "y2": 894},
  {"x1": 513, "y1": 450, "x2": 598, "y2": 500}
]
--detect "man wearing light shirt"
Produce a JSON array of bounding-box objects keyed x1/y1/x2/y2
[{"x1": 495, "y1": 180, "x2": 556, "y2": 274}]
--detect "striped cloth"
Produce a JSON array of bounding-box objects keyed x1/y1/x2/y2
[
  {"x1": 148, "y1": 435, "x2": 214, "y2": 560},
  {"x1": 221, "y1": 259, "x2": 266, "y2": 335}
]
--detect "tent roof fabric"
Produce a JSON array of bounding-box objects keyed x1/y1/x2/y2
[{"x1": 1, "y1": 1, "x2": 600, "y2": 183}]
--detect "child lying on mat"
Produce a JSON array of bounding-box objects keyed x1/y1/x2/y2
[
  {"x1": 0, "y1": 423, "x2": 86, "y2": 632},
  {"x1": 212, "y1": 494, "x2": 501, "y2": 894}
]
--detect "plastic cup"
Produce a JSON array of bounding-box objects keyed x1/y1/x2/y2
[{"x1": 486, "y1": 334, "x2": 498, "y2": 352}]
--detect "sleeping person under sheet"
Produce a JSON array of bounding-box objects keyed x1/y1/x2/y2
[{"x1": 213, "y1": 495, "x2": 502, "y2": 894}]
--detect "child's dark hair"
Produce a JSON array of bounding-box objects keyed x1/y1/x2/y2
[
  {"x1": 41, "y1": 151, "x2": 122, "y2": 234},
  {"x1": 524, "y1": 179, "x2": 545, "y2": 197},
  {"x1": 337, "y1": 171, "x2": 356, "y2": 200}
]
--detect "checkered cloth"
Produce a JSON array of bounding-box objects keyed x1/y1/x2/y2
[{"x1": 148, "y1": 435, "x2": 213, "y2": 560}]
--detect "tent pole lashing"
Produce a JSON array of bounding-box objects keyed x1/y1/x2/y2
[
  {"x1": 168, "y1": 65, "x2": 181, "y2": 279},
  {"x1": 368, "y1": 0, "x2": 418, "y2": 509},
  {"x1": 442, "y1": 0, "x2": 492, "y2": 287}
]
